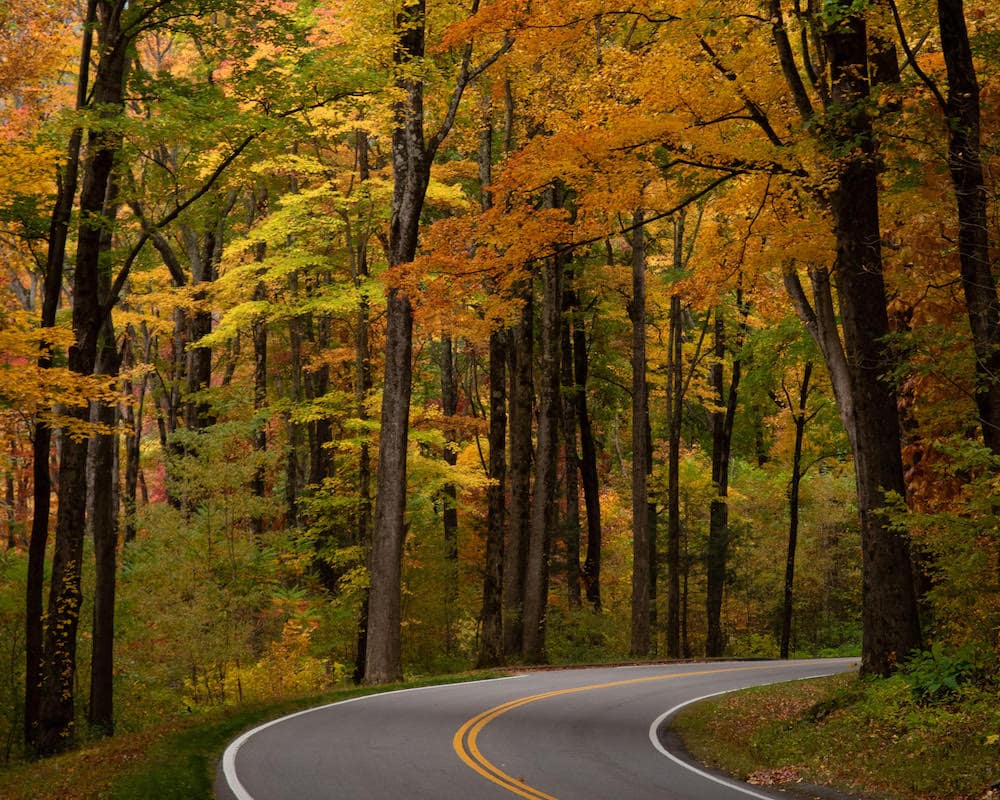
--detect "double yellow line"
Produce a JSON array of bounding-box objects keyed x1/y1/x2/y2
[{"x1": 452, "y1": 665, "x2": 773, "y2": 800}]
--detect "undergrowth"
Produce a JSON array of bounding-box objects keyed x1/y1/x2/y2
[{"x1": 673, "y1": 661, "x2": 1000, "y2": 800}]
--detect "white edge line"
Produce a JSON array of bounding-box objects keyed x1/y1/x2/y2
[
  {"x1": 647, "y1": 672, "x2": 839, "y2": 800},
  {"x1": 222, "y1": 674, "x2": 525, "y2": 800}
]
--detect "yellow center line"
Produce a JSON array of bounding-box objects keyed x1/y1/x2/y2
[{"x1": 452, "y1": 664, "x2": 778, "y2": 800}]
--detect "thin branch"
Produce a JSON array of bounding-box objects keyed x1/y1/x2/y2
[
  {"x1": 555, "y1": 172, "x2": 741, "y2": 259},
  {"x1": 887, "y1": 0, "x2": 946, "y2": 111},
  {"x1": 698, "y1": 36, "x2": 784, "y2": 147},
  {"x1": 681, "y1": 310, "x2": 712, "y2": 400},
  {"x1": 782, "y1": 265, "x2": 818, "y2": 330},
  {"x1": 769, "y1": 0, "x2": 814, "y2": 120},
  {"x1": 428, "y1": 33, "x2": 513, "y2": 159},
  {"x1": 128, "y1": 200, "x2": 186, "y2": 286}
]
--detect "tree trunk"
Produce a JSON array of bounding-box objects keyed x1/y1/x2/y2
[
  {"x1": 88, "y1": 320, "x2": 120, "y2": 737},
  {"x1": 440, "y1": 334, "x2": 459, "y2": 653},
  {"x1": 522, "y1": 252, "x2": 562, "y2": 663},
  {"x1": 365, "y1": 0, "x2": 430, "y2": 684},
  {"x1": 366, "y1": 285, "x2": 415, "y2": 683},
  {"x1": 824, "y1": 8, "x2": 921, "y2": 675},
  {"x1": 352, "y1": 130, "x2": 374, "y2": 682},
  {"x1": 478, "y1": 110, "x2": 506, "y2": 667},
  {"x1": 286, "y1": 302, "x2": 304, "y2": 528},
  {"x1": 666, "y1": 294, "x2": 683, "y2": 658},
  {"x1": 781, "y1": 363, "x2": 812, "y2": 659},
  {"x1": 88, "y1": 170, "x2": 122, "y2": 738},
  {"x1": 183, "y1": 236, "x2": 216, "y2": 433},
  {"x1": 503, "y1": 292, "x2": 533, "y2": 655},
  {"x1": 4, "y1": 455, "x2": 14, "y2": 550},
  {"x1": 705, "y1": 308, "x2": 741, "y2": 658},
  {"x1": 181, "y1": 194, "x2": 235, "y2": 433},
  {"x1": 629, "y1": 210, "x2": 651, "y2": 657},
  {"x1": 936, "y1": 0, "x2": 1000, "y2": 455},
  {"x1": 306, "y1": 314, "x2": 332, "y2": 488},
  {"x1": 251, "y1": 279, "x2": 268, "y2": 540},
  {"x1": 560, "y1": 274, "x2": 582, "y2": 609},
  {"x1": 25, "y1": 0, "x2": 97, "y2": 750},
  {"x1": 479, "y1": 328, "x2": 507, "y2": 667},
  {"x1": 574, "y1": 295, "x2": 602, "y2": 611},
  {"x1": 38, "y1": 0, "x2": 128, "y2": 752}
]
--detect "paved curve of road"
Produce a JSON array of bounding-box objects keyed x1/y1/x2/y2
[{"x1": 216, "y1": 658, "x2": 856, "y2": 800}]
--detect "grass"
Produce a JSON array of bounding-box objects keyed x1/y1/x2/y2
[
  {"x1": 0, "y1": 672, "x2": 496, "y2": 800},
  {"x1": 672, "y1": 671, "x2": 1000, "y2": 800}
]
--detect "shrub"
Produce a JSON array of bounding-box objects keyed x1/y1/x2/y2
[{"x1": 903, "y1": 644, "x2": 980, "y2": 703}]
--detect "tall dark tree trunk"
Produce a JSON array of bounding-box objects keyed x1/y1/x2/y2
[
  {"x1": 366, "y1": 287, "x2": 415, "y2": 683},
  {"x1": 352, "y1": 131, "x2": 374, "y2": 683},
  {"x1": 781, "y1": 363, "x2": 812, "y2": 659},
  {"x1": 479, "y1": 328, "x2": 507, "y2": 667},
  {"x1": 478, "y1": 109, "x2": 506, "y2": 667},
  {"x1": 666, "y1": 294, "x2": 683, "y2": 658},
  {"x1": 251, "y1": 280, "x2": 268, "y2": 540},
  {"x1": 162, "y1": 305, "x2": 185, "y2": 508},
  {"x1": 775, "y1": 0, "x2": 921, "y2": 677},
  {"x1": 705, "y1": 308, "x2": 741, "y2": 658},
  {"x1": 574, "y1": 296, "x2": 602, "y2": 611},
  {"x1": 503, "y1": 292, "x2": 533, "y2": 655},
  {"x1": 629, "y1": 210, "x2": 652, "y2": 657},
  {"x1": 37, "y1": 0, "x2": 128, "y2": 753},
  {"x1": 824, "y1": 7, "x2": 921, "y2": 675},
  {"x1": 286, "y1": 301, "x2": 304, "y2": 528},
  {"x1": 522, "y1": 252, "x2": 562, "y2": 663},
  {"x1": 560, "y1": 274, "x2": 582, "y2": 609},
  {"x1": 181, "y1": 193, "x2": 235, "y2": 434},
  {"x1": 935, "y1": 0, "x2": 1000, "y2": 455},
  {"x1": 440, "y1": 334, "x2": 459, "y2": 653},
  {"x1": 646, "y1": 411, "x2": 658, "y2": 653},
  {"x1": 88, "y1": 322, "x2": 120, "y2": 737},
  {"x1": 88, "y1": 172, "x2": 122, "y2": 738},
  {"x1": 249, "y1": 191, "x2": 269, "y2": 539},
  {"x1": 25, "y1": 0, "x2": 97, "y2": 750}
]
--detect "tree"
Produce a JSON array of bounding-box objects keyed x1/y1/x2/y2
[
  {"x1": 780, "y1": 362, "x2": 813, "y2": 659},
  {"x1": 24, "y1": 0, "x2": 97, "y2": 752},
  {"x1": 478, "y1": 104, "x2": 506, "y2": 667},
  {"x1": 365, "y1": 0, "x2": 510, "y2": 683},
  {"x1": 36, "y1": 0, "x2": 129, "y2": 753},
  {"x1": 629, "y1": 209, "x2": 652, "y2": 657},
  {"x1": 890, "y1": 0, "x2": 1000, "y2": 456},
  {"x1": 783, "y1": 0, "x2": 921, "y2": 674}
]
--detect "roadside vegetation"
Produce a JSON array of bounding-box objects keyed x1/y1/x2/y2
[
  {"x1": 0, "y1": 673, "x2": 494, "y2": 800},
  {"x1": 673, "y1": 655, "x2": 1000, "y2": 800}
]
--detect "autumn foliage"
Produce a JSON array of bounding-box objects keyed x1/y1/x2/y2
[{"x1": 0, "y1": 0, "x2": 997, "y2": 767}]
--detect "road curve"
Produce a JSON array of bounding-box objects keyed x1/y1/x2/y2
[{"x1": 216, "y1": 658, "x2": 856, "y2": 800}]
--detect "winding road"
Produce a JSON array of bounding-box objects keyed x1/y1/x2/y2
[{"x1": 216, "y1": 657, "x2": 856, "y2": 800}]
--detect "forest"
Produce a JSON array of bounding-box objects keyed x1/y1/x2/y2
[{"x1": 0, "y1": 0, "x2": 998, "y2": 768}]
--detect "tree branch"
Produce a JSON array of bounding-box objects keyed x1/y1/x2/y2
[
  {"x1": 887, "y1": 0, "x2": 946, "y2": 111},
  {"x1": 103, "y1": 94, "x2": 362, "y2": 320},
  {"x1": 698, "y1": 36, "x2": 784, "y2": 147}
]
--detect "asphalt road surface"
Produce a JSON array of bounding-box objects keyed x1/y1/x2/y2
[{"x1": 217, "y1": 658, "x2": 856, "y2": 800}]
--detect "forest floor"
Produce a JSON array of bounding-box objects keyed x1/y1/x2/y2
[
  {"x1": 671, "y1": 671, "x2": 1000, "y2": 800},
  {"x1": 3, "y1": 667, "x2": 998, "y2": 799}
]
